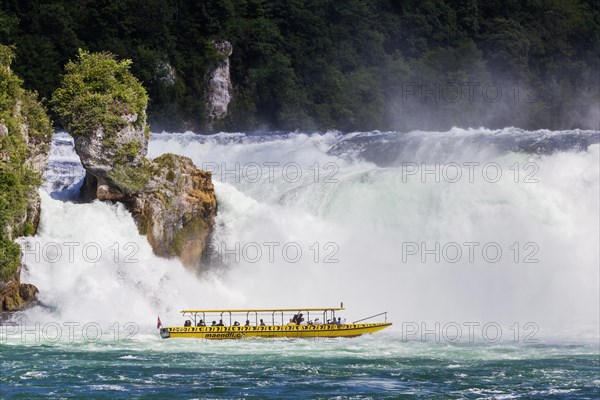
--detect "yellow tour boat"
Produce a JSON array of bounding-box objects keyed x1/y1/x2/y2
[{"x1": 159, "y1": 304, "x2": 391, "y2": 340}]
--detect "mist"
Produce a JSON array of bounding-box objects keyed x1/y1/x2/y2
[{"x1": 16, "y1": 130, "x2": 599, "y2": 340}]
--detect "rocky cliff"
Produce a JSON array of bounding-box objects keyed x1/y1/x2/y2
[
  {"x1": 53, "y1": 50, "x2": 217, "y2": 268},
  {"x1": 0, "y1": 45, "x2": 52, "y2": 311},
  {"x1": 207, "y1": 41, "x2": 233, "y2": 124}
]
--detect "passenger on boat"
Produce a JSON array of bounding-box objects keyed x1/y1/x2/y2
[
  {"x1": 184, "y1": 320, "x2": 192, "y2": 327},
  {"x1": 259, "y1": 319, "x2": 266, "y2": 326},
  {"x1": 211, "y1": 321, "x2": 217, "y2": 326},
  {"x1": 244, "y1": 320, "x2": 250, "y2": 326},
  {"x1": 233, "y1": 321, "x2": 240, "y2": 326},
  {"x1": 217, "y1": 320, "x2": 224, "y2": 326},
  {"x1": 314, "y1": 318, "x2": 321, "y2": 325},
  {"x1": 336, "y1": 317, "x2": 342, "y2": 325},
  {"x1": 197, "y1": 320, "x2": 206, "y2": 326}
]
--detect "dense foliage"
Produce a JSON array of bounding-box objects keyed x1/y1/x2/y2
[
  {"x1": 52, "y1": 49, "x2": 148, "y2": 139},
  {"x1": 0, "y1": 44, "x2": 52, "y2": 280},
  {"x1": 1, "y1": 0, "x2": 598, "y2": 132}
]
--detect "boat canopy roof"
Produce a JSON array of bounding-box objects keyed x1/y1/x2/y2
[{"x1": 181, "y1": 306, "x2": 344, "y2": 313}]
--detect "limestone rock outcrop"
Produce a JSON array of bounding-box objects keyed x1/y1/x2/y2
[
  {"x1": 207, "y1": 41, "x2": 233, "y2": 122},
  {"x1": 127, "y1": 154, "x2": 217, "y2": 267},
  {"x1": 67, "y1": 124, "x2": 217, "y2": 269},
  {"x1": 74, "y1": 111, "x2": 149, "y2": 201},
  {"x1": 53, "y1": 50, "x2": 217, "y2": 268},
  {"x1": 74, "y1": 113, "x2": 148, "y2": 189}
]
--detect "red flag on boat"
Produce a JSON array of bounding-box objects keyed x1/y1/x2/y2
[{"x1": 157, "y1": 316, "x2": 162, "y2": 329}]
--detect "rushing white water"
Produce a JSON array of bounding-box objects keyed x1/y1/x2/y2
[{"x1": 17, "y1": 129, "x2": 600, "y2": 338}]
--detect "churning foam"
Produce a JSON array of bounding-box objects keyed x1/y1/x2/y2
[{"x1": 18, "y1": 129, "x2": 600, "y2": 336}]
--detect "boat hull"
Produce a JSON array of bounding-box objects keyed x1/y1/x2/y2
[{"x1": 160, "y1": 322, "x2": 392, "y2": 340}]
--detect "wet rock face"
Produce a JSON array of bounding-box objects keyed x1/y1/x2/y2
[
  {"x1": 128, "y1": 154, "x2": 217, "y2": 268},
  {"x1": 208, "y1": 41, "x2": 233, "y2": 122}
]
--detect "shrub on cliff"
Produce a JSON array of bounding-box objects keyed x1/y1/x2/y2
[{"x1": 52, "y1": 49, "x2": 148, "y2": 140}]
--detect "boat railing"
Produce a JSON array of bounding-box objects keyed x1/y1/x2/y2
[{"x1": 352, "y1": 312, "x2": 387, "y2": 324}]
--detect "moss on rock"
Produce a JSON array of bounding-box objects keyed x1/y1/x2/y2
[
  {"x1": 107, "y1": 160, "x2": 152, "y2": 195},
  {"x1": 173, "y1": 216, "x2": 208, "y2": 266}
]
